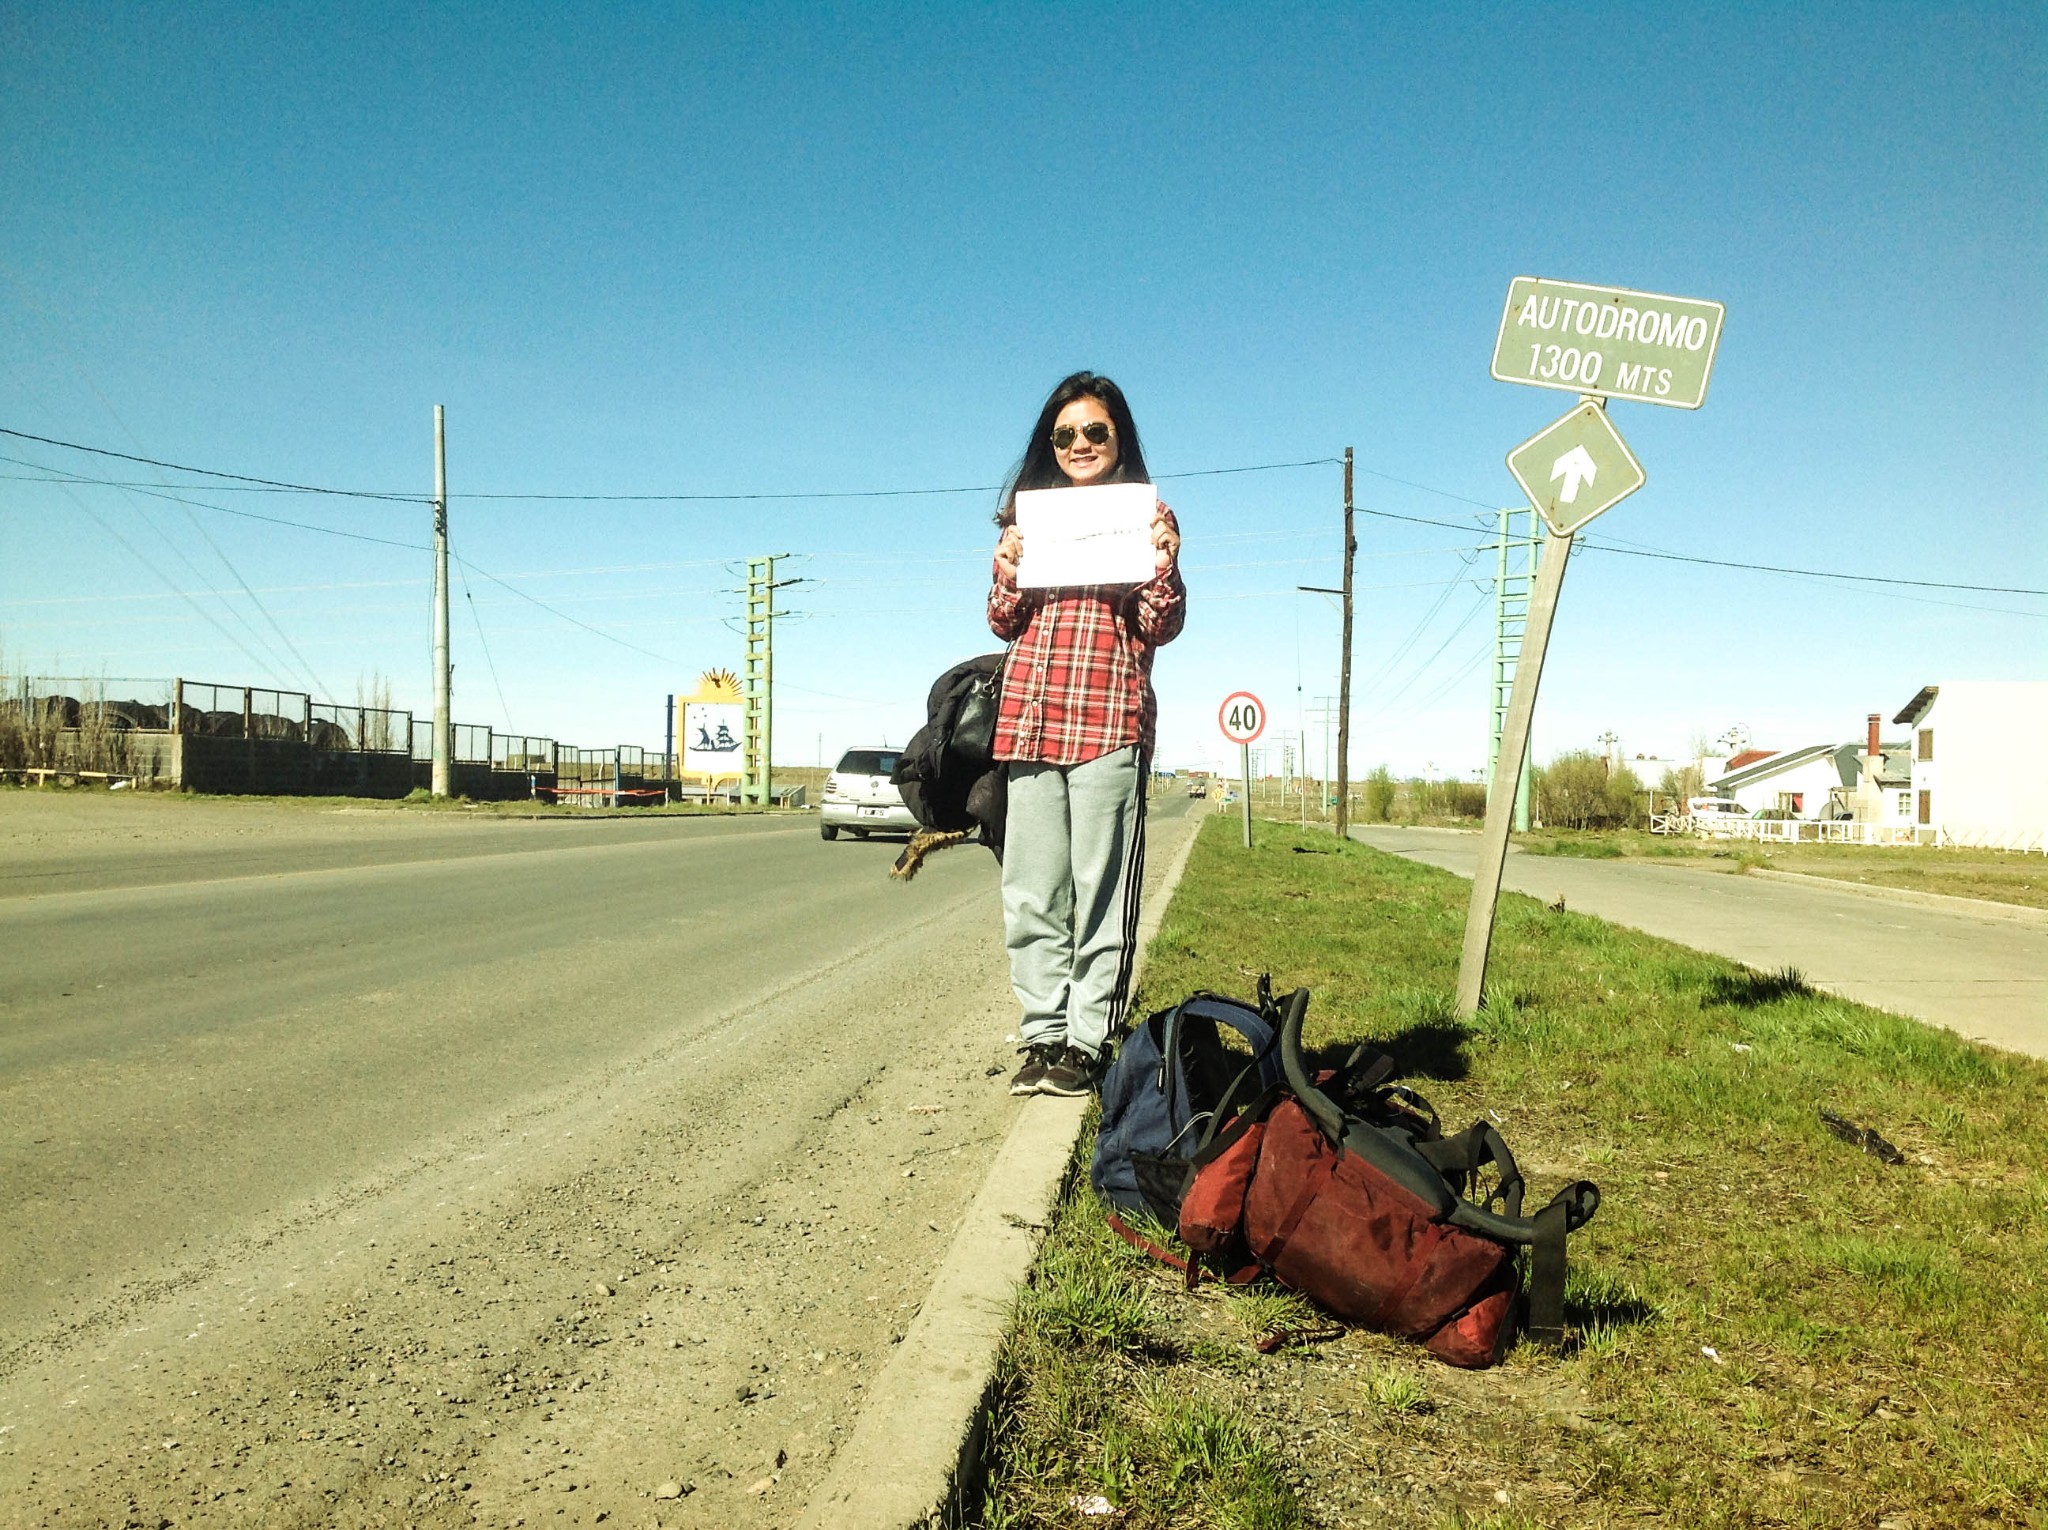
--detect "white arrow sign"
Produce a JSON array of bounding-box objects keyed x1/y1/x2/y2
[
  {"x1": 1550, "y1": 445, "x2": 1598, "y2": 504},
  {"x1": 1505, "y1": 401, "x2": 1646, "y2": 537}
]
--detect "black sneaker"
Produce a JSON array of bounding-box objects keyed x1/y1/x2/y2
[
  {"x1": 1009, "y1": 1043, "x2": 1058, "y2": 1096},
  {"x1": 1037, "y1": 1045, "x2": 1102, "y2": 1098}
]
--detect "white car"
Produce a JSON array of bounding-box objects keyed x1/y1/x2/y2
[
  {"x1": 820, "y1": 747, "x2": 918, "y2": 840},
  {"x1": 1688, "y1": 797, "x2": 1748, "y2": 817},
  {"x1": 1687, "y1": 797, "x2": 1753, "y2": 835}
]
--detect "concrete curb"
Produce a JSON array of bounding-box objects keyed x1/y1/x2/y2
[
  {"x1": 1745, "y1": 868, "x2": 2048, "y2": 927},
  {"x1": 794, "y1": 802, "x2": 1210, "y2": 1529}
]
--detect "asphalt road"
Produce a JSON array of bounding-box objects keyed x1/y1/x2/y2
[
  {"x1": 0, "y1": 793, "x2": 1199, "y2": 1527},
  {"x1": 1351, "y1": 825, "x2": 2048, "y2": 1060}
]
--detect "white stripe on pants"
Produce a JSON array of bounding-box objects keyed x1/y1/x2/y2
[{"x1": 1001, "y1": 745, "x2": 1147, "y2": 1058}]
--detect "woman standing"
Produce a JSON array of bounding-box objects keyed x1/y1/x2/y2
[{"x1": 988, "y1": 373, "x2": 1185, "y2": 1097}]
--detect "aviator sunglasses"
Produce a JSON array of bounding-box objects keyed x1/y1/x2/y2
[{"x1": 1050, "y1": 420, "x2": 1114, "y2": 450}]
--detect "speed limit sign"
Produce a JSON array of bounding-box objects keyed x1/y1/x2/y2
[{"x1": 1219, "y1": 691, "x2": 1266, "y2": 746}]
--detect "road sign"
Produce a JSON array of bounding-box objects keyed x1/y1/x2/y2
[
  {"x1": 1219, "y1": 692, "x2": 1266, "y2": 746},
  {"x1": 1506, "y1": 402, "x2": 1646, "y2": 537},
  {"x1": 1491, "y1": 276, "x2": 1725, "y2": 410}
]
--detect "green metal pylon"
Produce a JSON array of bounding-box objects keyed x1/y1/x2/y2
[
  {"x1": 742, "y1": 555, "x2": 777, "y2": 806},
  {"x1": 1488, "y1": 507, "x2": 1540, "y2": 831}
]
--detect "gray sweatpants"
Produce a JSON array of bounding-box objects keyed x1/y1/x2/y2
[{"x1": 1001, "y1": 745, "x2": 1147, "y2": 1058}]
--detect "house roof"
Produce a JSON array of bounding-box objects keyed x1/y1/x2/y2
[
  {"x1": 1723, "y1": 748, "x2": 1776, "y2": 771},
  {"x1": 1713, "y1": 743, "x2": 1851, "y2": 792},
  {"x1": 1893, "y1": 685, "x2": 1938, "y2": 726},
  {"x1": 1873, "y1": 744, "x2": 1913, "y2": 788}
]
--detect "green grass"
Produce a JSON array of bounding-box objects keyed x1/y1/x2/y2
[
  {"x1": 978, "y1": 1195, "x2": 1300, "y2": 1530},
  {"x1": 972, "y1": 817, "x2": 2048, "y2": 1529},
  {"x1": 1511, "y1": 827, "x2": 2048, "y2": 909}
]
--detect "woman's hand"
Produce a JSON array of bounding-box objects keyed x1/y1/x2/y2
[
  {"x1": 1151, "y1": 507, "x2": 1180, "y2": 575},
  {"x1": 995, "y1": 524, "x2": 1023, "y2": 583}
]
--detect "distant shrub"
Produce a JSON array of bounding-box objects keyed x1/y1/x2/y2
[
  {"x1": 1411, "y1": 776, "x2": 1487, "y2": 819},
  {"x1": 1657, "y1": 763, "x2": 1705, "y2": 803},
  {"x1": 1365, "y1": 765, "x2": 1396, "y2": 822},
  {"x1": 1536, "y1": 750, "x2": 1643, "y2": 829}
]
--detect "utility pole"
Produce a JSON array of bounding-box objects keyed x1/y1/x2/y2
[
  {"x1": 1597, "y1": 730, "x2": 1619, "y2": 776},
  {"x1": 1335, "y1": 447, "x2": 1355, "y2": 838},
  {"x1": 741, "y1": 555, "x2": 801, "y2": 806},
  {"x1": 1303, "y1": 696, "x2": 1338, "y2": 819},
  {"x1": 431, "y1": 404, "x2": 451, "y2": 798}
]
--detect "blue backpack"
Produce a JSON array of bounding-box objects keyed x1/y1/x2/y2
[{"x1": 1090, "y1": 981, "x2": 1290, "y2": 1221}]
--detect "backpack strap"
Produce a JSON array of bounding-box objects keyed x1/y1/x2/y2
[
  {"x1": 1105, "y1": 1211, "x2": 1261, "y2": 1289},
  {"x1": 1378, "y1": 1083, "x2": 1441, "y2": 1137},
  {"x1": 1417, "y1": 1120, "x2": 1526, "y2": 1221},
  {"x1": 1179, "y1": 992, "x2": 1283, "y2": 1060},
  {"x1": 1338, "y1": 1045, "x2": 1398, "y2": 1097},
  {"x1": 1523, "y1": 1180, "x2": 1601, "y2": 1345}
]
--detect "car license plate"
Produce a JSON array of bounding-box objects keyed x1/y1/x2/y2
[{"x1": 858, "y1": 806, "x2": 888, "y2": 818}]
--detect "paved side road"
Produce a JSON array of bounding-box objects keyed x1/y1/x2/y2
[{"x1": 1351, "y1": 826, "x2": 2048, "y2": 1060}]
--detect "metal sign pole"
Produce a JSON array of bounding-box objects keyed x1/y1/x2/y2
[
  {"x1": 1241, "y1": 742, "x2": 1253, "y2": 849},
  {"x1": 1456, "y1": 523, "x2": 1575, "y2": 1018}
]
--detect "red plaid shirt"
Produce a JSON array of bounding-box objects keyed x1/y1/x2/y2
[{"x1": 987, "y1": 504, "x2": 1185, "y2": 765}]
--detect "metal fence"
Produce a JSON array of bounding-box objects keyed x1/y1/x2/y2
[
  {"x1": 5, "y1": 669, "x2": 697, "y2": 801},
  {"x1": 306, "y1": 701, "x2": 412, "y2": 753},
  {"x1": 410, "y1": 720, "x2": 496, "y2": 764},
  {"x1": 174, "y1": 681, "x2": 313, "y2": 741},
  {"x1": 492, "y1": 734, "x2": 555, "y2": 771}
]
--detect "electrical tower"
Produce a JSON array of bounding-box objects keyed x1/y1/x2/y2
[
  {"x1": 1489, "y1": 506, "x2": 1540, "y2": 831},
  {"x1": 741, "y1": 557, "x2": 772, "y2": 806},
  {"x1": 741, "y1": 555, "x2": 788, "y2": 806}
]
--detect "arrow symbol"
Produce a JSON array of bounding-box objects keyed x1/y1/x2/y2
[{"x1": 1550, "y1": 445, "x2": 1597, "y2": 504}]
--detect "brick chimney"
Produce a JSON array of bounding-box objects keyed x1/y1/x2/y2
[{"x1": 1866, "y1": 713, "x2": 1881, "y2": 758}]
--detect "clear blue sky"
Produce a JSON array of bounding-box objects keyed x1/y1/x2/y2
[{"x1": 4, "y1": 3, "x2": 2042, "y2": 779}]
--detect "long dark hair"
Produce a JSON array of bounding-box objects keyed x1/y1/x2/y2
[{"x1": 996, "y1": 371, "x2": 1151, "y2": 526}]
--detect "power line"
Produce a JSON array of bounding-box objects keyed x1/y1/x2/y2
[
  {"x1": 14, "y1": 420, "x2": 2037, "y2": 599},
  {"x1": 450, "y1": 551, "x2": 684, "y2": 668},
  {"x1": 454, "y1": 556, "x2": 515, "y2": 732},
  {"x1": 1357, "y1": 588, "x2": 1494, "y2": 719},
  {"x1": 1353, "y1": 463, "x2": 1498, "y2": 511},
  {"x1": 1, "y1": 427, "x2": 1334, "y2": 502},
  {"x1": 18, "y1": 450, "x2": 333, "y2": 692},
  {"x1": 444, "y1": 455, "x2": 1344, "y2": 502},
  {"x1": 1353, "y1": 504, "x2": 2046, "y2": 599},
  {"x1": 0, "y1": 426, "x2": 426, "y2": 502},
  {"x1": 1581, "y1": 541, "x2": 2047, "y2": 597},
  {"x1": 3, "y1": 453, "x2": 426, "y2": 550},
  {"x1": 46, "y1": 486, "x2": 296, "y2": 685}
]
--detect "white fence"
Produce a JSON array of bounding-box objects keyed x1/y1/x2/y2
[{"x1": 1650, "y1": 814, "x2": 2043, "y2": 853}]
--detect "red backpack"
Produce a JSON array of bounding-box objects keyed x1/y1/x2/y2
[{"x1": 1149, "y1": 988, "x2": 1599, "y2": 1367}]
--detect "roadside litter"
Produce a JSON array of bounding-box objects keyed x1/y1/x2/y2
[{"x1": 1818, "y1": 1107, "x2": 1906, "y2": 1164}]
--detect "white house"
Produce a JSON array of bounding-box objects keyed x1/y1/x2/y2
[
  {"x1": 1893, "y1": 682, "x2": 2048, "y2": 851},
  {"x1": 1710, "y1": 743, "x2": 1861, "y2": 820},
  {"x1": 1833, "y1": 713, "x2": 1916, "y2": 827}
]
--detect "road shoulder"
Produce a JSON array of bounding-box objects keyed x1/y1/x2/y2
[{"x1": 795, "y1": 800, "x2": 1208, "y2": 1529}]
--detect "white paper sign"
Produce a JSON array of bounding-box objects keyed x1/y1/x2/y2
[{"x1": 1013, "y1": 482, "x2": 1158, "y2": 589}]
